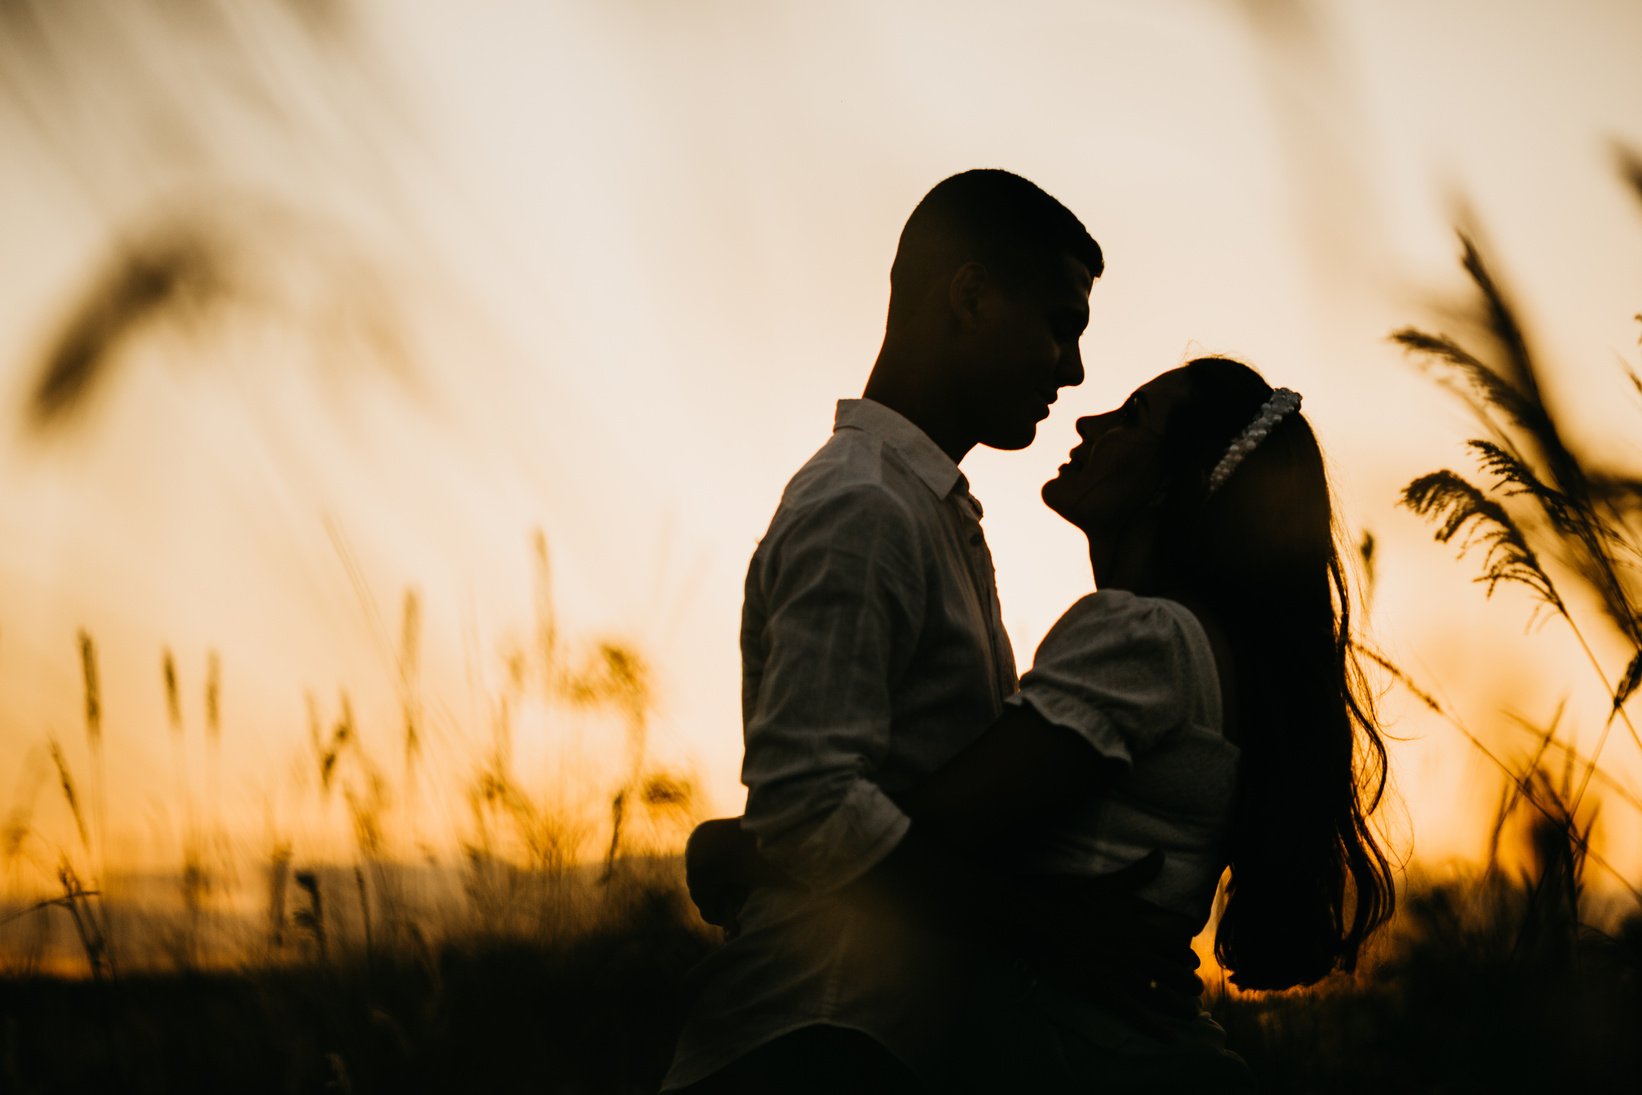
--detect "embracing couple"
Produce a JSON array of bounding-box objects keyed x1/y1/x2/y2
[{"x1": 661, "y1": 170, "x2": 1395, "y2": 1094}]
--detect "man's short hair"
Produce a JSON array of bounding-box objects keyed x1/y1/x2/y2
[{"x1": 888, "y1": 169, "x2": 1102, "y2": 319}]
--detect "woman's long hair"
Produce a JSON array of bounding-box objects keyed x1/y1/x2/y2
[{"x1": 1155, "y1": 357, "x2": 1395, "y2": 991}]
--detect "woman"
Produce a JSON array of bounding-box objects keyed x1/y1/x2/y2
[{"x1": 688, "y1": 357, "x2": 1396, "y2": 1089}]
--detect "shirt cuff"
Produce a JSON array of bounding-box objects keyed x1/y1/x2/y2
[{"x1": 779, "y1": 780, "x2": 912, "y2": 892}]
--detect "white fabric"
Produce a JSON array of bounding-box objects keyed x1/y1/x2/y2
[
  {"x1": 663, "y1": 397, "x2": 1017, "y2": 1090},
  {"x1": 1007, "y1": 589, "x2": 1239, "y2": 925}
]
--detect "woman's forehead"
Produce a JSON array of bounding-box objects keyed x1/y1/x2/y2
[{"x1": 1132, "y1": 366, "x2": 1194, "y2": 408}]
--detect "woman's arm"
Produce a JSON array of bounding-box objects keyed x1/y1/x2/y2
[{"x1": 895, "y1": 704, "x2": 1195, "y2": 1014}]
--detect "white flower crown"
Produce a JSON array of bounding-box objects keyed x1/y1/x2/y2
[{"x1": 1206, "y1": 388, "x2": 1302, "y2": 494}]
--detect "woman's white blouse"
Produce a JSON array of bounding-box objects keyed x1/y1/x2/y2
[{"x1": 1006, "y1": 589, "x2": 1239, "y2": 926}]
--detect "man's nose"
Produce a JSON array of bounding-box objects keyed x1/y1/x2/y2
[
  {"x1": 1075, "y1": 415, "x2": 1099, "y2": 441},
  {"x1": 1056, "y1": 345, "x2": 1085, "y2": 389}
]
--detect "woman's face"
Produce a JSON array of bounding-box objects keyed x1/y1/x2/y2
[{"x1": 1042, "y1": 367, "x2": 1195, "y2": 533}]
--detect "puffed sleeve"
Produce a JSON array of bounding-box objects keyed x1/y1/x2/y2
[
  {"x1": 1005, "y1": 590, "x2": 1197, "y2": 769},
  {"x1": 739, "y1": 483, "x2": 929, "y2": 892}
]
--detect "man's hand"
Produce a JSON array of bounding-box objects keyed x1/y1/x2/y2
[{"x1": 685, "y1": 817, "x2": 792, "y2": 935}]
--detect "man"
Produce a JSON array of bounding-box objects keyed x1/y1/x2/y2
[{"x1": 663, "y1": 169, "x2": 1102, "y2": 1094}]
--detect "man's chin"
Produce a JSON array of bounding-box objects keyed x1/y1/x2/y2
[{"x1": 979, "y1": 422, "x2": 1039, "y2": 452}]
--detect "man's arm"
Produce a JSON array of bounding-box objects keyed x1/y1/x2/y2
[
  {"x1": 686, "y1": 706, "x2": 1130, "y2": 930},
  {"x1": 738, "y1": 484, "x2": 927, "y2": 893}
]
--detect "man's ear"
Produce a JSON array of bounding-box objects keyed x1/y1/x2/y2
[{"x1": 946, "y1": 261, "x2": 990, "y2": 333}]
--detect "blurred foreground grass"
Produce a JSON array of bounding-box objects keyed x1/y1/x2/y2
[
  {"x1": 1, "y1": 863, "x2": 716, "y2": 1095},
  {"x1": 1, "y1": 846, "x2": 1638, "y2": 1094},
  {"x1": 1219, "y1": 846, "x2": 1642, "y2": 1093}
]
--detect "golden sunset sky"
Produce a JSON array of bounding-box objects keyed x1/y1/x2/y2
[{"x1": 2, "y1": 0, "x2": 1641, "y2": 895}]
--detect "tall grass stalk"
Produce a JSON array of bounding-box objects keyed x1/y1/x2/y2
[
  {"x1": 1398, "y1": 247, "x2": 1641, "y2": 689},
  {"x1": 6, "y1": 532, "x2": 699, "y2": 974},
  {"x1": 533, "y1": 528, "x2": 557, "y2": 695},
  {"x1": 398, "y1": 587, "x2": 422, "y2": 836},
  {"x1": 267, "y1": 840, "x2": 292, "y2": 953},
  {"x1": 163, "y1": 646, "x2": 193, "y2": 834},
  {"x1": 46, "y1": 741, "x2": 113, "y2": 979},
  {"x1": 205, "y1": 648, "x2": 222, "y2": 833},
  {"x1": 76, "y1": 632, "x2": 111, "y2": 935},
  {"x1": 294, "y1": 869, "x2": 327, "y2": 961},
  {"x1": 1391, "y1": 166, "x2": 1642, "y2": 917},
  {"x1": 1359, "y1": 642, "x2": 1641, "y2": 904}
]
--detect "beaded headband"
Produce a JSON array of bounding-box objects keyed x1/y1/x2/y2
[{"x1": 1206, "y1": 388, "x2": 1302, "y2": 494}]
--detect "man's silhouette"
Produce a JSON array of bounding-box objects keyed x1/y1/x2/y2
[{"x1": 663, "y1": 170, "x2": 1102, "y2": 1094}]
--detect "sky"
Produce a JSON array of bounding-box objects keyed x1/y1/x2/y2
[{"x1": 2, "y1": 0, "x2": 1641, "y2": 896}]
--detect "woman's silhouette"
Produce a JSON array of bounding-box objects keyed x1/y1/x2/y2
[{"x1": 684, "y1": 356, "x2": 1396, "y2": 1091}]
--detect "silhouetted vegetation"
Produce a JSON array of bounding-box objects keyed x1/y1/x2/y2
[
  {"x1": 0, "y1": 876, "x2": 714, "y2": 1095},
  {"x1": 1233, "y1": 158, "x2": 1642, "y2": 1092},
  {"x1": 1, "y1": 530, "x2": 714, "y2": 1092},
  {"x1": 1218, "y1": 773, "x2": 1642, "y2": 1092}
]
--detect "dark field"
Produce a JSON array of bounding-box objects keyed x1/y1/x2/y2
[
  {"x1": 2, "y1": 880, "x2": 713, "y2": 1095},
  {"x1": 5, "y1": 861, "x2": 1640, "y2": 1095}
]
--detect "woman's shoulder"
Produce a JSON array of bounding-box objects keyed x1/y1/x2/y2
[
  {"x1": 1018, "y1": 589, "x2": 1225, "y2": 758},
  {"x1": 1036, "y1": 591, "x2": 1222, "y2": 708},
  {"x1": 1047, "y1": 589, "x2": 1210, "y2": 656}
]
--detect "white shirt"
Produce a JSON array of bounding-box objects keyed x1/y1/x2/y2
[
  {"x1": 663, "y1": 397, "x2": 1017, "y2": 1089},
  {"x1": 1008, "y1": 589, "x2": 1238, "y2": 926}
]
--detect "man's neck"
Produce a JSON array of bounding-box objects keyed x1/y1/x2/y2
[{"x1": 862, "y1": 352, "x2": 973, "y2": 465}]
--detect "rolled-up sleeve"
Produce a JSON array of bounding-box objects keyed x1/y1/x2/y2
[{"x1": 739, "y1": 484, "x2": 928, "y2": 892}]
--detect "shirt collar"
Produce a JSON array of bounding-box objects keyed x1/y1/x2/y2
[{"x1": 834, "y1": 398, "x2": 967, "y2": 502}]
